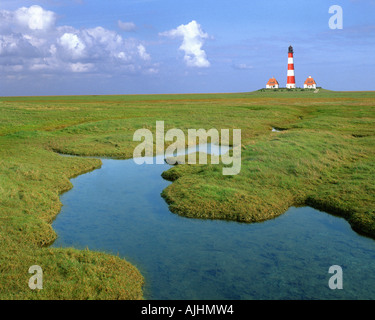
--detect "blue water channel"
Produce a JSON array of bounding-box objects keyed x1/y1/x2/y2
[{"x1": 52, "y1": 144, "x2": 375, "y2": 300}]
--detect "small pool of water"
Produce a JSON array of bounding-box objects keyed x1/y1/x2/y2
[{"x1": 52, "y1": 145, "x2": 375, "y2": 300}]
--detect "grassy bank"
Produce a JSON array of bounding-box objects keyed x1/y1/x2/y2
[{"x1": 0, "y1": 90, "x2": 374, "y2": 299}]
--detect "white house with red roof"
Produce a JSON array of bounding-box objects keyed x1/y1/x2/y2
[
  {"x1": 266, "y1": 77, "x2": 279, "y2": 89},
  {"x1": 304, "y1": 76, "x2": 317, "y2": 89}
]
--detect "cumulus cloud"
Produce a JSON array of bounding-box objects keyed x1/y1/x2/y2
[
  {"x1": 58, "y1": 33, "x2": 86, "y2": 59},
  {"x1": 137, "y1": 44, "x2": 150, "y2": 60},
  {"x1": 0, "y1": 34, "x2": 38, "y2": 57},
  {"x1": 160, "y1": 20, "x2": 210, "y2": 68},
  {"x1": 14, "y1": 5, "x2": 56, "y2": 31},
  {"x1": 0, "y1": 5, "x2": 153, "y2": 75}
]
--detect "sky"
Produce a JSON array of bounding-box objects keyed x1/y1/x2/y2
[{"x1": 0, "y1": 0, "x2": 374, "y2": 96}]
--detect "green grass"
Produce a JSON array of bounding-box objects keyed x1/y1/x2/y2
[{"x1": 0, "y1": 90, "x2": 374, "y2": 299}]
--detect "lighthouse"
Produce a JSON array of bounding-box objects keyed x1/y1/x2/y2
[{"x1": 286, "y1": 45, "x2": 296, "y2": 89}]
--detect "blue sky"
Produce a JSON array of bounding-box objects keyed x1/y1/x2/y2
[{"x1": 0, "y1": 0, "x2": 374, "y2": 95}]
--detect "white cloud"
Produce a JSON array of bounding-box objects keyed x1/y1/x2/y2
[
  {"x1": 59, "y1": 33, "x2": 86, "y2": 59},
  {"x1": 69, "y1": 62, "x2": 94, "y2": 73},
  {"x1": 0, "y1": 5, "x2": 153, "y2": 76},
  {"x1": 160, "y1": 20, "x2": 210, "y2": 68},
  {"x1": 137, "y1": 44, "x2": 150, "y2": 60},
  {"x1": 15, "y1": 5, "x2": 56, "y2": 31},
  {"x1": 118, "y1": 20, "x2": 136, "y2": 32},
  {"x1": 0, "y1": 33, "x2": 38, "y2": 57},
  {"x1": 117, "y1": 51, "x2": 129, "y2": 61},
  {"x1": 233, "y1": 63, "x2": 253, "y2": 70},
  {"x1": 146, "y1": 67, "x2": 158, "y2": 74}
]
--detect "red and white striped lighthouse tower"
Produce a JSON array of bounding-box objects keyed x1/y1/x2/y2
[{"x1": 286, "y1": 45, "x2": 296, "y2": 88}]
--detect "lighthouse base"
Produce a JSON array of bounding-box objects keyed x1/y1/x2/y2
[{"x1": 286, "y1": 84, "x2": 296, "y2": 89}]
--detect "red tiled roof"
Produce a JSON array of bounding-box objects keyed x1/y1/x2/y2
[
  {"x1": 304, "y1": 76, "x2": 316, "y2": 85},
  {"x1": 267, "y1": 77, "x2": 279, "y2": 86}
]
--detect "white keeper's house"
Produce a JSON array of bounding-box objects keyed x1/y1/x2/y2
[
  {"x1": 304, "y1": 76, "x2": 317, "y2": 89},
  {"x1": 266, "y1": 77, "x2": 279, "y2": 89}
]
